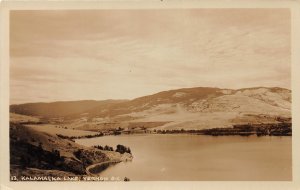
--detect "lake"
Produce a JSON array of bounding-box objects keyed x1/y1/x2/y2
[{"x1": 76, "y1": 134, "x2": 292, "y2": 181}]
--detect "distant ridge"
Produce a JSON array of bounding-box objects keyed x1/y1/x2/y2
[
  {"x1": 10, "y1": 87, "x2": 291, "y2": 128},
  {"x1": 10, "y1": 99, "x2": 127, "y2": 118}
]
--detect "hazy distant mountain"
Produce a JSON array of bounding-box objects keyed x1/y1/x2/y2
[
  {"x1": 10, "y1": 87, "x2": 291, "y2": 130},
  {"x1": 10, "y1": 100, "x2": 127, "y2": 118}
]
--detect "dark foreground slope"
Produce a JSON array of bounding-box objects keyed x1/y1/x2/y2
[{"x1": 10, "y1": 122, "x2": 132, "y2": 179}]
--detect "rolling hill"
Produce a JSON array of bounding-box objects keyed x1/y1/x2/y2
[{"x1": 10, "y1": 87, "x2": 291, "y2": 130}]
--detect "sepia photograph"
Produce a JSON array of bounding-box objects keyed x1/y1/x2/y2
[
  {"x1": 8, "y1": 8, "x2": 292, "y2": 181},
  {"x1": 1, "y1": 1, "x2": 299, "y2": 188}
]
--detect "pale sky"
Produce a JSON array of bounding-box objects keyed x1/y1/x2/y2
[{"x1": 10, "y1": 9, "x2": 291, "y2": 104}]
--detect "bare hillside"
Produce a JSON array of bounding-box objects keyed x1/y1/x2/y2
[{"x1": 10, "y1": 87, "x2": 291, "y2": 130}]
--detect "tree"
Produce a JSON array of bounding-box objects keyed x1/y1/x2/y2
[
  {"x1": 116, "y1": 144, "x2": 131, "y2": 154},
  {"x1": 94, "y1": 145, "x2": 104, "y2": 150},
  {"x1": 104, "y1": 145, "x2": 113, "y2": 151}
]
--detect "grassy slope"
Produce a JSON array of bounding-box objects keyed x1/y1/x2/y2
[{"x1": 72, "y1": 87, "x2": 291, "y2": 131}]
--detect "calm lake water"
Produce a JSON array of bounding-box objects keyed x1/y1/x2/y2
[{"x1": 76, "y1": 134, "x2": 292, "y2": 181}]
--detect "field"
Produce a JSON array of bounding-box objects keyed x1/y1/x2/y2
[{"x1": 27, "y1": 124, "x2": 99, "y2": 137}]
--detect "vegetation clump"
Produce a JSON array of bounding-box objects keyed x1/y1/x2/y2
[
  {"x1": 56, "y1": 132, "x2": 103, "y2": 140},
  {"x1": 154, "y1": 123, "x2": 292, "y2": 136},
  {"x1": 116, "y1": 144, "x2": 131, "y2": 154},
  {"x1": 93, "y1": 144, "x2": 132, "y2": 154}
]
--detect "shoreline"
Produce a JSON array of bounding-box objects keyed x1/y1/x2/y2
[
  {"x1": 85, "y1": 160, "x2": 121, "y2": 175},
  {"x1": 70, "y1": 122, "x2": 292, "y2": 139}
]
